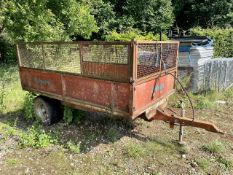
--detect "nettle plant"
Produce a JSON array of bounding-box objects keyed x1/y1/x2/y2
[{"x1": 0, "y1": 81, "x2": 6, "y2": 113}]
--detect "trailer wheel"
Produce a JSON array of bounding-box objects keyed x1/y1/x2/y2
[{"x1": 34, "y1": 96, "x2": 62, "y2": 125}]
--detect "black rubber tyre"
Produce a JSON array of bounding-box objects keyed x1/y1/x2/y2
[{"x1": 34, "y1": 96, "x2": 63, "y2": 125}]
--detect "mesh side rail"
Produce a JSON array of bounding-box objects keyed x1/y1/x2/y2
[
  {"x1": 18, "y1": 43, "x2": 81, "y2": 73},
  {"x1": 17, "y1": 42, "x2": 131, "y2": 82},
  {"x1": 137, "y1": 43, "x2": 178, "y2": 78},
  {"x1": 81, "y1": 44, "x2": 130, "y2": 82}
]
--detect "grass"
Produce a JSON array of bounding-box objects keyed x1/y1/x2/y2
[
  {"x1": 0, "y1": 122, "x2": 56, "y2": 149},
  {"x1": 19, "y1": 125, "x2": 57, "y2": 148},
  {"x1": 170, "y1": 87, "x2": 233, "y2": 110},
  {"x1": 196, "y1": 158, "x2": 211, "y2": 171},
  {"x1": 6, "y1": 158, "x2": 20, "y2": 166},
  {"x1": 67, "y1": 141, "x2": 81, "y2": 154},
  {"x1": 202, "y1": 140, "x2": 226, "y2": 154},
  {"x1": 124, "y1": 138, "x2": 188, "y2": 159},
  {"x1": 216, "y1": 156, "x2": 233, "y2": 170},
  {"x1": 125, "y1": 142, "x2": 147, "y2": 158},
  {"x1": 107, "y1": 127, "x2": 121, "y2": 142},
  {"x1": 0, "y1": 64, "x2": 27, "y2": 115}
]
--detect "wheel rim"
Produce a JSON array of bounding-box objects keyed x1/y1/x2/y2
[{"x1": 35, "y1": 101, "x2": 49, "y2": 123}]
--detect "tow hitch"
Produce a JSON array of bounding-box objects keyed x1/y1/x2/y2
[{"x1": 146, "y1": 107, "x2": 224, "y2": 135}]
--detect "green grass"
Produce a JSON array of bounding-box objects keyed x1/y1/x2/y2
[
  {"x1": 19, "y1": 126, "x2": 57, "y2": 148},
  {"x1": 216, "y1": 156, "x2": 233, "y2": 170},
  {"x1": 6, "y1": 158, "x2": 20, "y2": 166},
  {"x1": 202, "y1": 140, "x2": 226, "y2": 154},
  {"x1": 107, "y1": 127, "x2": 121, "y2": 142},
  {"x1": 124, "y1": 138, "x2": 188, "y2": 159},
  {"x1": 125, "y1": 142, "x2": 147, "y2": 158},
  {"x1": 170, "y1": 87, "x2": 233, "y2": 110},
  {"x1": 196, "y1": 158, "x2": 211, "y2": 171},
  {"x1": 0, "y1": 64, "x2": 27, "y2": 115},
  {"x1": 0, "y1": 122, "x2": 56, "y2": 149},
  {"x1": 67, "y1": 141, "x2": 81, "y2": 154}
]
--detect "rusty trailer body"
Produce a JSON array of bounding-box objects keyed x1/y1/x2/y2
[
  {"x1": 17, "y1": 41, "x2": 178, "y2": 120},
  {"x1": 16, "y1": 40, "x2": 223, "y2": 134}
]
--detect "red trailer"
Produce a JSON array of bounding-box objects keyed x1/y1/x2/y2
[{"x1": 16, "y1": 40, "x2": 223, "y2": 134}]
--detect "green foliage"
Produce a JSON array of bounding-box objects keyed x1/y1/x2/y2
[
  {"x1": 123, "y1": 0, "x2": 174, "y2": 33},
  {"x1": 105, "y1": 29, "x2": 168, "y2": 41},
  {"x1": 23, "y1": 93, "x2": 35, "y2": 120},
  {"x1": 126, "y1": 143, "x2": 147, "y2": 158},
  {"x1": 47, "y1": 0, "x2": 98, "y2": 39},
  {"x1": 1, "y1": 0, "x2": 98, "y2": 42},
  {"x1": 0, "y1": 80, "x2": 6, "y2": 113},
  {"x1": 173, "y1": 0, "x2": 233, "y2": 29},
  {"x1": 84, "y1": 0, "x2": 116, "y2": 39},
  {"x1": 192, "y1": 0, "x2": 233, "y2": 28},
  {"x1": 0, "y1": 37, "x2": 16, "y2": 63},
  {"x1": 63, "y1": 106, "x2": 85, "y2": 124},
  {"x1": 196, "y1": 159, "x2": 211, "y2": 171},
  {"x1": 6, "y1": 158, "x2": 19, "y2": 166},
  {"x1": 216, "y1": 156, "x2": 233, "y2": 170},
  {"x1": 193, "y1": 95, "x2": 215, "y2": 110},
  {"x1": 202, "y1": 140, "x2": 226, "y2": 154},
  {"x1": 67, "y1": 141, "x2": 81, "y2": 154},
  {"x1": 63, "y1": 106, "x2": 74, "y2": 124},
  {"x1": 106, "y1": 127, "x2": 120, "y2": 142},
  {"x1": 190, "y1": 27, "x2": 233, "y2": 57},
  {"x1": 19, "y1": 126, "x2": 56, "y2": 148}
]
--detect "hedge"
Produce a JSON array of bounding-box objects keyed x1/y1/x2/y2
[
  {"x1": 105, "y1": 29, "x2": 168, "y2": 41},
  {"x1": 190, "y1": 27, "x2": 233, "y2": 58}
]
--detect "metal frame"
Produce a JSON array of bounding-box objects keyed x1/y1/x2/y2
[{"x1": 17, "y1": 40, "x2": 179, "y2": 120}]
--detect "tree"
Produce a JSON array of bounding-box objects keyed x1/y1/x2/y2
[
  {"x1": 192, "y1": 0, "x2": 233, "y2": 28},
  {"x1": 1, "y1": 0, "x2": 98, "y2": 42},
  {"x1": 83, "y1": 0, "x2": 117, "y2": 39},
  {"x1": 123, "y1": 0, "x2": 174, "y2": 33},
  {"x1": 47, "y1": 0, "x2": 98, "y2": 40},
  {"x1": 173, "y1": 0, "x2": 233, "y2": 29}
]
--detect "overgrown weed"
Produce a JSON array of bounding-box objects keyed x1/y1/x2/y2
[
  {"x1": 63, "y1": 106, "x2": 85, "y2": 125},
  {"x1": 23, "y1": 92, "x2": 35, "y2": 120},
  {"x1": 196, "y1": 158, "x2": 211, "y2": 171},
  {"x1": 19, "y1": 125, "x2": 57, "y2": 148},
  {"x1": 202, "y1": 140, "x2": 226, "y2": 154}
]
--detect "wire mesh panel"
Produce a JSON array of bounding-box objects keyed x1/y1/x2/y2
[
  {"x1": 18, "y1": 42, "x2": 81, "y2": 74},
  {"x1": 17, "y1": 42, "x2": 131, "y2": 82},
  {"x1": 18, "y1": 43, "x2": 44, "y2": 69},
  {"x1": 161, "y1": 43, "x2": 178, "y2": 70},
  {"x1": 81, "y1": 43, "x2": 130, "y2": 82},
  {"x1": 82, "y1": 44, "x2": 128, "y2": 64},
  {"x1": 137, "y1": 43, "x2": 162, "y2": 78},
  {"x1": 137, "y1": 42, "x2": 178, "y2": 78},
  {"x1": 43, "y1": 43, "x2": 80, "y2": 73}
]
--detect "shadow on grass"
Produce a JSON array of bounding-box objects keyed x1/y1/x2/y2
[{"x1": 0, "y1": 109, "x2": 182, "y2": 154}]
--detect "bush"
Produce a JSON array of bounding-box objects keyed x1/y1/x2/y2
[
  {"x1": 23, "y1": 93, "x2": 36, "y2": 120},
  {"x1": 105, "y1": 29, "x2": 168, "y2": 41},
  {"x1": 0, "y1": 37, "x2": 16, "y2": 64},
  {"x1": 190, "y1": 27, "x2": 233, "y2": 58},
  {"x1": 63, "y1": 106, "x2": 85, "y2": 124}
]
